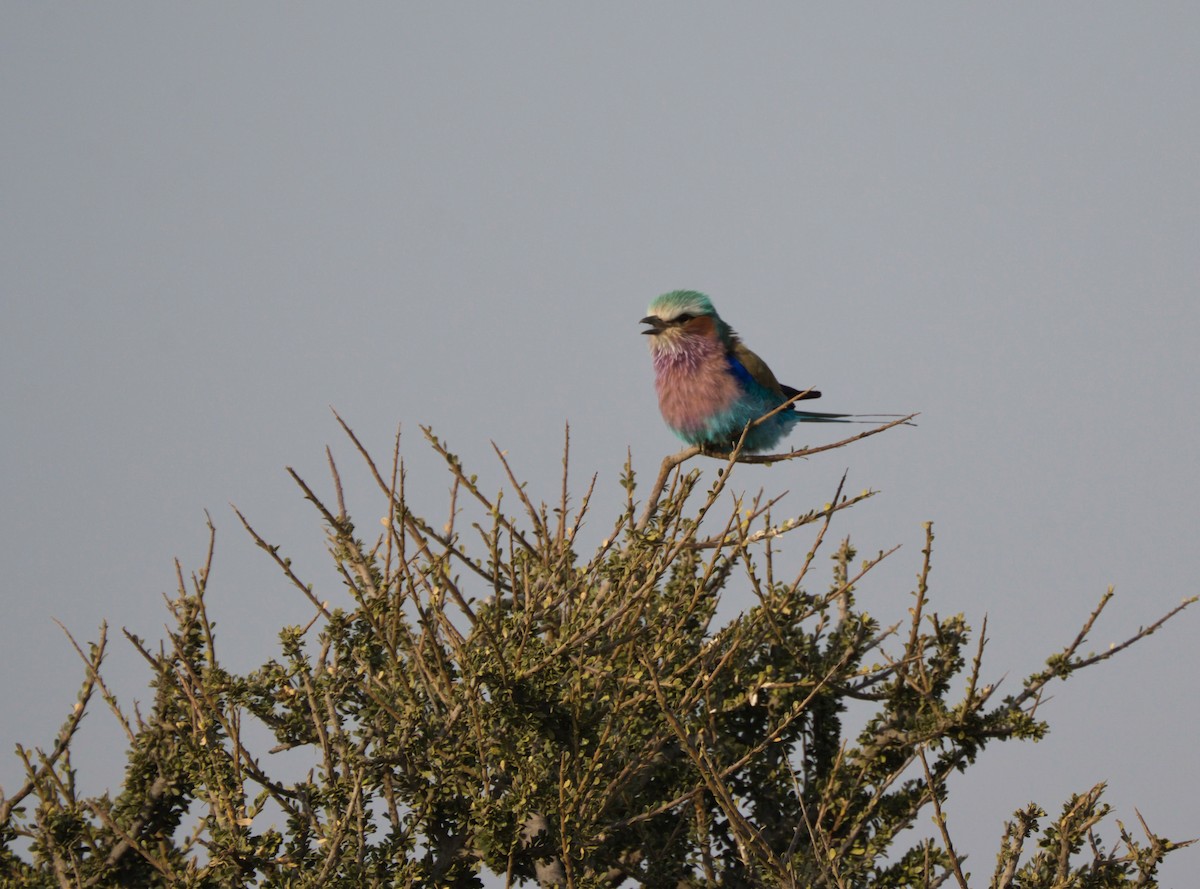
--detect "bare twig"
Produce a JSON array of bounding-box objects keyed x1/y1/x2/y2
[{"x1": 919, "y1": 747, "x2": 969, "y2": 889}]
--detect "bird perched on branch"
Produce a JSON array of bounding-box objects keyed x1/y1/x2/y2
[{"x1": 640, "y1": 290, "x2": 897, "y2": 453}]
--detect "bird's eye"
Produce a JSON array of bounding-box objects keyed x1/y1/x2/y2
[{"x1": 675, "y1": 313, "x2": 694, "y2": 323}]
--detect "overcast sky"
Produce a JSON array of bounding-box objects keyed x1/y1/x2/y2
[{"x1": 4, "y1": 5, "x2": 1198, "y2": 883}]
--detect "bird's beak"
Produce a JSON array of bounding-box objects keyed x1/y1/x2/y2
[{"x1": 640, "y1": 315, "x2": 664, "y2": 335}]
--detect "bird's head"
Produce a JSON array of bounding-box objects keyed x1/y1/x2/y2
[{"x1": 640, "y1": 290, "x2": 732, "y2": 349}]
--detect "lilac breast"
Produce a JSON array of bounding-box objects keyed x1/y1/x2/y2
[{"x1": 651, "y1": 339, "x2": 740, "y2": 436}]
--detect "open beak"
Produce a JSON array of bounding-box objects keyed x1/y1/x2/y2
[{"x1": 640, "y1": 315, "x2": 664, "y2": 335}]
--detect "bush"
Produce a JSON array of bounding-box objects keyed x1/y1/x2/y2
[{"x1": 1, "y1": 417, "x2": 1193, "y2": 887}]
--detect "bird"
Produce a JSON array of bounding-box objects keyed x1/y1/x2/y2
[{"x1": 640, "y1": 290, "x2": 896, "y2": 453}]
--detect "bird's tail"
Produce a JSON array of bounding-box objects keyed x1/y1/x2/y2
[{"x1": 794, "y1": 410, "x2": 914, "y2": 425}]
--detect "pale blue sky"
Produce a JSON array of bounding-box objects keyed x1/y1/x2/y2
[{"x1": 3, "y1": 5, "x2": 1198, "y2": 882}]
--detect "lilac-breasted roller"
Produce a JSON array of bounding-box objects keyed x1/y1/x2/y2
[{"x1": 641, "y1": 290, "x2": 879, "y2": 453}]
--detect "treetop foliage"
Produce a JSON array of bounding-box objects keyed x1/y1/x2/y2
[{"x1": 1, "y1": 415, "x2": 1193, "y2": 887}]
